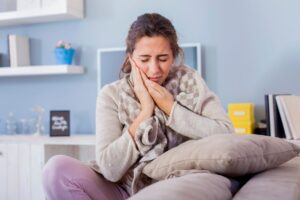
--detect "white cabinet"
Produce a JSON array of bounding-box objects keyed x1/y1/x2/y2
[
  {"x1": 0, "y1": 0, "x2": 84, "y2": 27},
  {"x1": 0, "y1": 143, "x2": 8, "y2": 200},
  {"x1": 0, "y1": 135, "x2": 95, "y2": 200}
]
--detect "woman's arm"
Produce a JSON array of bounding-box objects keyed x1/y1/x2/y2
[
  {"x1": 145, "y1": 69, "x2": 233, "y2": 139},
  {"x1": 166, "y1": 76, "x2": 234, "y2": 139},
  {"x1": 96, "y1": 84, "x2": 140, "y2": 182}
]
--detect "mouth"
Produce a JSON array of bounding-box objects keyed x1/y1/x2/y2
[{"x1": 148, "y1": 76, "x2": 161, "y2": 83}]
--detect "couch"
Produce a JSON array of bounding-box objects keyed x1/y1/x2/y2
[{"x1": 129, "y1": 134, "x2": 300, "y2": 200}]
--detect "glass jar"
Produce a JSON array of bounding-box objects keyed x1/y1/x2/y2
[{"x1": 5, "y1": 112, "x2": 17, "y2": 135}]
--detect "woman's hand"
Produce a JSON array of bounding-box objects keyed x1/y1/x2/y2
[
  {"x1": 128, "y1": 57, "x2": 155, "y2": 139},
  {"x1": 144, "y1": 79, "x2": 175, "y2": 116},
  {"x1": 129, "y1": 57, "x2": 155, "y2": 116}
]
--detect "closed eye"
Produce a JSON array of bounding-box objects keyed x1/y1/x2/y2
[
  {"x1": 141, "y1": 59, "x2": 149, "y2": 63},
  {"x1": 159, "y1": 59, "x2": 168, "y2": 62}
]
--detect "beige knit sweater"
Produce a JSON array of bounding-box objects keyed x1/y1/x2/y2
[{"x1": 93, "y1": 65, "x2": 234, "y2": 195}]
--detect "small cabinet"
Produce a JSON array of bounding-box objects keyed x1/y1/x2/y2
[
  {"x1": 0, "y1": 143, "x2": 8, "y2": 200},
  {"x1": 0, "y1": 143, "x2": 45, "y2": 200},
  {"x1": 0, "y1": 135, "x2": 95, "y2": 200}
]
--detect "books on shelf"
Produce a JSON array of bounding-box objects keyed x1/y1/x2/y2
[
  {"x1": 276, "y1": 95, "x2": 300, "y2": 139},
  {"x1": 265, "y1": 94, "x2": 300, "y2": 139},
  {"x1": 8, "y1": 34, "x2": 31, "y2": 67},
  {"x1": 265, "y1": 94, "x2": 284, "y2": 138}
]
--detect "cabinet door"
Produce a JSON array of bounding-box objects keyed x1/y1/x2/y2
[
  {"x1": 0, "y1": 143, "x2": 45, "y2": 200},
  {"x1": 19, "y1": 144, "x2": 31, "y2": 200},
  {"x1": 0, "y1": 143, "x2": 7, "y2": 200},
  {"x1": 7, "y1": 143, "x2": 19, "y2": 200},
  {"x1": 30, "y1": 144, "x2": 45, "y2": 200}
]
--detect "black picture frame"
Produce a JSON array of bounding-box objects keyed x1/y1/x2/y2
[{"x1": 50, "y1": 110, "x2": 70, "y2": 137}]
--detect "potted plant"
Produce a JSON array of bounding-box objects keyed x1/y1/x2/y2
[{"x1": 55, "y1": 40, "x2": 75, "y2": 65}]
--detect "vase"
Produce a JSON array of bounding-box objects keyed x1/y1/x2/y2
[{"x1": 55, "y1": 48, "x2": 75, "y2": 65}]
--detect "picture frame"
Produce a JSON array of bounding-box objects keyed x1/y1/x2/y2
[
  {"x1": 96, "y1": 43, "x2": 201, "y2": 91},
  {"x1": 50, "y1": 110, "x2": 70, "y2": 137}
]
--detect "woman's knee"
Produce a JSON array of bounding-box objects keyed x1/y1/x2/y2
[{"x1": 42, "y1": 155, "x2": 74, "y2": 189}]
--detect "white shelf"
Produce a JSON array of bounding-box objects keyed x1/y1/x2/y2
[
  {"x1": 0, "y1": 65, "x2": 85, "y2": 77},
  {"x1": 0, "y1": 135, "x2": 95, "y2": 145},
  {"x1": 0, "y1": 0, "x2": 84, "y2": 27}
]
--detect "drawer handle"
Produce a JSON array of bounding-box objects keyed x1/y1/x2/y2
[{"x1": 0, "y1": 152, "x2": 2, "y2": 156}]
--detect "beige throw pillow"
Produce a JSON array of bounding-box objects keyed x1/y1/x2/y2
[{"x1": 143, "y1": 134, "x2": 299, "y2": 180}]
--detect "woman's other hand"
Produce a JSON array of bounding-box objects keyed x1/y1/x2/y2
[{"x1": 144, "y1": 79, "x2": 174, "y2": 116}]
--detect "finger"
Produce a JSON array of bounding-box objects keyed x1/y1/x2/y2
[
  {"x1": 140, "y1": 70, "x2": 149, "y2": 83},
  {"x1": 129, "y1": 57, "x2": 142, "y2": 83},
  {"x1": 145, "y1": 80, "x2": 161, "y2": 92},
  {"x1": 129, "y1": 56, "x2": 141, "y2": 70},
  {"x1": 147, "y1": 83, "x2": 161, "y2": 97},
  {"x1": 145, "y1": 80, "x2": 164, "y2": 96},
  {"x1": 128, "y1": 56, "x2": 134, "y2": 66}
]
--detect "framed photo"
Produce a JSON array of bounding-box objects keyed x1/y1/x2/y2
[
  {"x1": 96, "y1": 43, "x2": 201, "y2": 91},
  {"x1": 50, "y1": 110, "x2": 70, "y2": 137}
]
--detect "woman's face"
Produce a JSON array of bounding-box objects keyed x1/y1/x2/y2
[{"x1": 131, "y1": 36, "x2": 174, "y2": 85}]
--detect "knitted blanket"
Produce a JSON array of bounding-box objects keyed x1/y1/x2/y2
[{"x1": 118, "y1": 65, "x2": 202, "y2": 194}]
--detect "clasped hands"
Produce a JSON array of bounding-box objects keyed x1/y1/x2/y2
[{"x1": 129, "y1": 57, "x2": 174, "y2": 117}]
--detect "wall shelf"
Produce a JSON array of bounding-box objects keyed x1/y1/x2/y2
[
  {"x1": 0, "y1": 65, "x2": 85, "y2": 77},
  {"x1": 0, "y1": 0, "x2": 84, "y2": 27}
]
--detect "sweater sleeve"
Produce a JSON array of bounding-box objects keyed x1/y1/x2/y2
[
  {"x1": 95, "y1": 84, "x2": 140, "y2": 182},
  {"x1": 166, "y1": 75, "x2": 234, "y2": 139}
]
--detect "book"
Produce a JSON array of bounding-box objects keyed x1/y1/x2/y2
[
  {"x1": 266, "y1": 94, "x2": 276, "y2": 137},
  {"x1": 264, "y1": 94, "x2": 270, "y2": 136},
  {"x1": 8, "y1": 34, "x2": 31, "y2": 67},
  {"x1": 265, "y1": 94, "x2": 289, "y2": 138},
  {"x1": 277, "y1": 95, "x2": 300, "y2": 139},
  {"x1": 276, "y1": 95, "x2": 293, "y2": 139},
  {"x1": 272, "y1": 94, "x2": 288, "y2": 138}
]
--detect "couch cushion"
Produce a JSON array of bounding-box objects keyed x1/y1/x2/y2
[
  {"x1": 233, "y1": 156, "x2": 300, "y2": 200},
  {"x1": 129, "y1": 173, "x2": 233, "y2": 200},
  {"x1": 143, "y1": 134, "x2": 299, "y2": 180}
]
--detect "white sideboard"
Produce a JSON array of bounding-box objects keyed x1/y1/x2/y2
[{"x1": 0, "y1": 135, "x2": 95, "y2": 200}]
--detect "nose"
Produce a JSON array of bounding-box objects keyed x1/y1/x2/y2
[{"x1": 148, "y1": 59, "x2": 161, "y2": 74}]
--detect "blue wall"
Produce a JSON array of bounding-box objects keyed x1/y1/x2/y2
[{"x1": 1, "y1": 0, "x2": 300, "y2": 134}]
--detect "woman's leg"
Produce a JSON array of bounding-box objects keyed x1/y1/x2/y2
[{"x1": 42, "y1": 155, "x2": 129, "y2": 200}]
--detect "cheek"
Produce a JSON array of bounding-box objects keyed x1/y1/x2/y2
[
  {"x1": 161, "y1": 63, "x2": 172, "y2": 75},
  {"x1": 139, "y1": 65, "x2": 148, "y2": 74}
]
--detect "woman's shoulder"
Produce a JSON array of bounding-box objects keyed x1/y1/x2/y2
[
  {"x1": 172, "y1": 64, "x2": 196, "y2": 74},
  {"x1": 172, "y1": 64, "x2": 208, "y2": 89},
  {"x1": 171, "y1": 64, "x2": 203, "y2": 79},
  {"x1": 97, "y1": 79, "x2": 123, "y2": 99}
]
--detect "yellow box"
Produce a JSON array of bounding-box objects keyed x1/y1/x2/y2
[
  {"x1": 232, "y1": 121, "x2": 255, "y2": 134},
  {"x1": 228, "y1": 103, "x2": 255, "y2": 122}
]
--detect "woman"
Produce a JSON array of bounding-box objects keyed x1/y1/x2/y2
[{"x1": 42, "y1": 13, "x2": 233, "y2": 200}]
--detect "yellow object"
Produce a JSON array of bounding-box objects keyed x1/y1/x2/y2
[
  {"x1": 228, "y1": 103, "x2": 255, "y2": 134},
  {"x1": 228, "y1": 103, "x2": 255, "y2": 122},
  {"x1": 232, "y1": 121, "x2": 255, "y2": 134}
]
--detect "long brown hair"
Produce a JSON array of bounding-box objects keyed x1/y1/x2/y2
[{"x1": 120, "y1": 13, "x2": 184, "y2": 77}]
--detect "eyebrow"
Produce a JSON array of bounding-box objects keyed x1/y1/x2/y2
[{"x1": 139, "y1": 54, "x2": 169, "y2": 57}]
